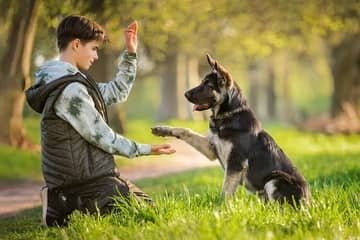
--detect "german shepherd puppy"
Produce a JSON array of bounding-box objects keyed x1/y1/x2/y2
[{"x1": 152, "y1": 54, "x2": 310, "y2": 206}]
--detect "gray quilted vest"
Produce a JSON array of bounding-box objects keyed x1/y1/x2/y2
[{"x1": 26, "y1": 73, "x2": 119, "y2": 189}]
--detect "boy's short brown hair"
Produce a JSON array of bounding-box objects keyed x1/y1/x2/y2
[{"x1": 57, "y1": 15, "x2": 108, "y2": 51}]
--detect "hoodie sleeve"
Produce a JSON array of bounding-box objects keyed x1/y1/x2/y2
[
  {"x1": 96, "y1": 51, "x2": 137, "y2": 105},
  {"x1": 54, "y1": 82, "x2": 151, "y2": 158}
]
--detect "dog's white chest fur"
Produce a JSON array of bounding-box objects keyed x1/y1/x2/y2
[{"x1": 209, "y1": 132, "x2": 233, "y2": 167}]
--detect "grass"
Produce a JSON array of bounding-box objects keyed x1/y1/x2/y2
[
  {"x1": 0, "y1": 145, "x2": 42, "y2": 181},
  {"x1": 0, "y1": 119, "x2": 359, "y2": 239}
]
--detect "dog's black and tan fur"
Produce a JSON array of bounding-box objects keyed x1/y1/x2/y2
[{"x1": 152, "y1": 54, "x2": 310, "y2": 206}]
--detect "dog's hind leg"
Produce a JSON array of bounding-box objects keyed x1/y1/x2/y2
[
  {"x1": 264, "y1": 172, "x2": 308, "y2": 206},
  {"x1": 264, "y1": 179, "x2": 278, "y2": 201},
  {"x1": 152, "y1": 126, "x2": 217, "y2": 160}
]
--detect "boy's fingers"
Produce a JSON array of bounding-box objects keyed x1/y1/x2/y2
[
  {"x1": 160, "y1": 148, "x2": 176, "y2": 154},
  {"x1": 151, "y1": 144, "x2": 176, "y2": 154},
  {"x1": 154, "y1": 144, "x2": 170, "y2": 150},
  {"x1": 126, "y1": 21, "x2": 138, "y2": 34}
]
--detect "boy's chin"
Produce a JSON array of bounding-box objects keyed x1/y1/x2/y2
[{"x1": 78, "y1": 65, "x2": 91, "y2": 71}]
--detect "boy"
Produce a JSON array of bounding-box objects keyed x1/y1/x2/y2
[{"x1": 26, "y1": 15, "x2": 175, "y2": 227}]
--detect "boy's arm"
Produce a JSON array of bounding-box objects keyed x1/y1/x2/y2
[
  {"x1": 96, "y1": 51, "x2": 137, "y2": 105},
  {"x1": 97, "y1": 21, "x2": 138, "y2": 105},
  {"x1": 54, "y1": 82, "x2": 151, "y2": 158}
]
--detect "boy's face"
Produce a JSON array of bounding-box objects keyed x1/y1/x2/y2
[{"x1": 74, "y1": 40, "x2": 100, "y2": 70}]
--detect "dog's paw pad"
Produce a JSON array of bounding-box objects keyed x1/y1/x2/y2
[{"x1": 151, "y1": 126, "x2": 172, "y2": 137}]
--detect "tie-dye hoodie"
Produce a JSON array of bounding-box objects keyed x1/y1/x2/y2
[{"x1": 32, "y1": 51, "x2": 151, "y2": 158}]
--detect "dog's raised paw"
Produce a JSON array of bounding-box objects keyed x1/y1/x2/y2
[{"x1": 151, "y1": 126, "x2": 173, "y2": 137}]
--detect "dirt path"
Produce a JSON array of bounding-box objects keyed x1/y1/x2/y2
[{"x1": 0, "y1": 139, "x2": 218, "y2": 218}]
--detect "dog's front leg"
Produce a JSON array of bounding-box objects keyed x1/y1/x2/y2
[
  {"x1": 221, "y1": 169, "x2": 243, "y2": 198},
  {"x1": 152, "y1": 126, "x2": 217, "y2": 160}
]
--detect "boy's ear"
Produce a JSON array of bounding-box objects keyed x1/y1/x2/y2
[{"x1": 71, "y1": 39, "x2": 81, "y2": 50}]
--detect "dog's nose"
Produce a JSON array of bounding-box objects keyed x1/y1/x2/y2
[{"x1": 184, "y1": 91, "x2": 191, "y2": 99}]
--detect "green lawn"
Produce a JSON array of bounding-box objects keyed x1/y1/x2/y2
[{"x1": 0, "y1": 119, "x2": 359, "y2": 239}]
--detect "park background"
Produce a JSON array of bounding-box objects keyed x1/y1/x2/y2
[{"x1": 0, "y1": 0, "x2": 359, "y2": 239}]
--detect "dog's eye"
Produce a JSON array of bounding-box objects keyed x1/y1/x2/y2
[
  {"x1": 205, "y1": 81, "x2": 215, "y2": 89},
  {"x1": 217, "y1": 77, "x2": 226, "y2": 86}
]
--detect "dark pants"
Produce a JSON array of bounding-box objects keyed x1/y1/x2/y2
[{"x1": 45, "y1": 175, "x2": 152, "y2": 226}]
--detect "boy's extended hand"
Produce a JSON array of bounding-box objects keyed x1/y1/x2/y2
[
  {"x1": 151, "y1": 144, "x2": 176, "y2": 155},
  {"x1": 124, "y1": 21, "x2": 138, "y2": 53}
]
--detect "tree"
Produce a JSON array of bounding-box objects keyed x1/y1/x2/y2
[
  {"x1": 0, "y1": 0, "x2": 40, "y2": 147},
  {"x1": 53, "y1": 0, "x2": 360, "y2": 127},
  {"x1": 331, "y1": 34, "x2": 360, "y2": 117},
  {"x1": 216, "y1": 0, "x2": 360, "y2": 127},
  {"x1": 294, "y1": 2, "x2": 360, "y2": 123},
  {"x1": 0, "y1": 0, "x2": 122, "y2": 147}
]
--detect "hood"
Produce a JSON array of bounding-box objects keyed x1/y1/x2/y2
[
  {"x1": 26, "y1": 60, "x2": 82, "y2": 113},
  {"x1": 34, "y1": 60, "x2": 80, "y2": 85}
]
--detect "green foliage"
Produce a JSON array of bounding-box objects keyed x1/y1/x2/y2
[
  {"x1": 99, "y1": 0, "x2": 234, "y2": 60},
  {"x1": 25, "y1": 0, "x2": 359, "y2": 120},
  {"x1": 31, "y1": 0, "x2": 360, "y2": 61}
]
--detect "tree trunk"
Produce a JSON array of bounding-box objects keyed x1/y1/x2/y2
[
  {"x1": 248, "y1": 60, "x2": 273, "y2": 120},
  {"x1": 0, "y1": 0, "x2": 40, "y2": 148},
  {"x1": 158, "y1": 52, "x2": 200, "y2": 121},
  {"x1": 157, "y1": 53, "x2": 176, "y2": 120},
  {"x1": 266, "y1": 60, "x2": 276, "y2": 120},
  {"x1": 302, "y1": 36, "x2": 360, "y2": 134},
  {"x1": 280, "y1": 53, "x2": 292, "y2": 123},
  {"x1": 248, "y1": 62, "x2": 260, "y2": 115},
  {"x1": 331, "y1": 34, "x2": 360, "y2": 117}
]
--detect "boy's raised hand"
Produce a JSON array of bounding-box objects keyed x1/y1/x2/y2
[{"x1": 124, "y1": 21, "x2": 138, "y2": 53}]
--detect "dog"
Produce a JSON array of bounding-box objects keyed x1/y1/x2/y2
[{"x1": 152, "y1": 54, "x2": 310, "y2": 206}]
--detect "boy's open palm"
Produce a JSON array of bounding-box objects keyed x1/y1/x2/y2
[
  {"x1": 151, "y1": 144, "x2": 176, "y2": 155},
  {"x1": 124, "y1": 21, "x2": 138, "y2": 53}
]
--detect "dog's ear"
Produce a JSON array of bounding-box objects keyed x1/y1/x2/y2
[
  {"x1": 214, "y1": 62, "x2": 233, "y2": 89},
  {"x1": 206, "y1": 54, "x2": 233, "y2": 88},
  {"x1": 206, "y1": 54, "x2": 216, "y2": 69}
]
